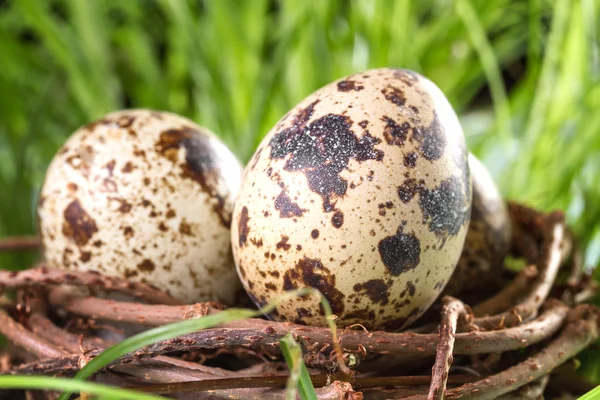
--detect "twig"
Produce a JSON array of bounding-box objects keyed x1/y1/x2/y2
[
  {"x1": 472, "y1": 265, "x2": 537, "y2": 317},
  {"x1": 10, "y1": 300, "x2": 569, "y2": 377},
  {"x1": 0, "y1": 236, "x2": 40, "y2": 252},
  {"x1": 0, "y1": 266, "x2": 181, "y2": 305},
  {"x1": 442, "y1": 305, "x2": 597, "y2": 400},
  {"x1": 496, "y1": 376, "x2": 549, "y2": 399},
  {"x1": 169, "y1": 380, "x2": 365, "y2": 400},
  {"x1": 0, "y1": 309, "x2": 66, "y2": 359},
  {"x1": 428, "y1": 297, "x2": 469, "y2": 400},
  {"x1": 47, "y1": 286, "x2": 217, "y2": 325},
  {"x1": 128, "y1": 374, "x2": 477, "y2": 393},
  {"x1": 474, "y1": 211, "x2": 565, "y2": 328}
]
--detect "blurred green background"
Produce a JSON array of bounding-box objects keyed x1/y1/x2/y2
[{"x1": 0, "y1": 0, "x2": 599, "y2": 381}]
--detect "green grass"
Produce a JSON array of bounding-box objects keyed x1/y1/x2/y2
[{"x1": 0, "y1": 0, "x2": 599, "y2": 392}]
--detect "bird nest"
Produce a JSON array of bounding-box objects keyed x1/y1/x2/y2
[{"x1": 0, "y1": 203, "x2": 597, "y2": 399}]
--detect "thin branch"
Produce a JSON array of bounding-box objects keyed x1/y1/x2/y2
[
  {"x1": 428, "y1": 297, "x2": 469, "y2": 400},
  {"x1": 0, "y1": 266, "x2": 181, "y2": 305},
  {"x1": 0, "y1": 309, "x2": 66, "y2": 359},
  {"x1": 127, "y1": 374, "x2": 476, "y2": 394},
  {"x1": 0, "y1": 236, "x2": 41, "y2": 252},
  {"x1": 472, "y1": 265, "x2": 537, "y2": 317},
  {"x1": 473, "y1": 211, "x2": 565, "y2": 329},
  {"x1": 442, "y1": 305, "x2": 597, "y2": 400},
  {"x1": 47, "y1": 286, "x2": 217, "y2": 325},
  {"x1": 496, "y1": 376, "x2": 549, "y2": 399},
  {"x1": 168, "y1": 380, "x2": 365, "y2": 400},
  {"x1": 10, "y1": 300, "x2": 569, "y2": 377}
]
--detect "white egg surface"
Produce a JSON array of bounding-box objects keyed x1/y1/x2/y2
[
  {"x1": 38, "y1": 109, "x2": 242, "y2": 304},
  {"x1": 231, "y1": 68, "x2": 472, "y2": 330}
]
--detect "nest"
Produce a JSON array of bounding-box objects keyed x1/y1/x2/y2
[{"x1": 0, "y1": 203, "x2": 597, "y2": 399}]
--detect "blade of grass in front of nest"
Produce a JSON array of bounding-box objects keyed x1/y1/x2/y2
[
  {"x1": 456, "y1": 0, "x2": 513, "y2": 143},
  {"x1": 57, "y1": 289, "x2": 334, "y2": 400},
  {"x1": 580, "y1": 384, "x2": 600, "y2": 400},
  {"x1": 0, "y1": 376, "x2": 163, "y2": 400},
  {"x1": 280, "y1": 333, "x2": 318, "y2": 400}
]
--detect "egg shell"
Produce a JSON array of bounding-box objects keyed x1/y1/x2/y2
[
  {"x1": 231, "y1": 68, "x2": 472, "y2": 330},
  {"x1": 444, "y1": 154, "x2": 511, "y2": 296},
  {"x1": 38, "y1": 109, "x2": 243, "y2": 304}
]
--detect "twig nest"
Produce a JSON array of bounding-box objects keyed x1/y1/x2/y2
[
  {"x1": 37, "y1": 109, "x2": 243, "y2": 304},
  {"x1": 444, "y1": 154, "x2": 511, "y2": 296},
  {"x1": 231, "y1": 68, "x2": 472, "y2": 330}
]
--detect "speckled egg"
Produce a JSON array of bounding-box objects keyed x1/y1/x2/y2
[
  {"x1": 37, "y1": 109, "x2": 243, "y2": 304},
  {"x1": 444, "y1": 154, "x2": 511, "y2": 296},
  {"x1": 231, "y1": 68, "x2": 472, "y2": 330}
]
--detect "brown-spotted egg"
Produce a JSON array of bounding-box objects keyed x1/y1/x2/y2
[
  {"x1": 444, "y1": 154, "x2": 511, "y2": 296},
  {"x1": 231, "y1": 68, "x2": 472, "y2": 330},
  {"x1": 37, "y1": 109, "x2": 243, "y2": 304}
]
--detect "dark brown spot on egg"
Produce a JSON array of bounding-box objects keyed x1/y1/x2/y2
[
  {"x1": 381, "y1": 85, "x2": 406, "y2": 107},
  {"x1": 156, "y1": 127, "x2": 232, "y2": 227},
  {"x1": 117, "y1": 115, "x2": 136, "y2": 128},
  {"x1": 353, "y1": 279, "x2": 389, "y2": 305},
  {"x1": 122, "y1": 162, "x2": 134, "y2": 173},
  {"x1": 62, "y1": 200, "x2": 98, "y2": 246},
  {"x1": 117, "y1": 199, "x2": 132, "y2": 213},
  {"x1": 79, "y1": 251, "x2": 91, "y2": 262},
  {"x1": 404, "y1": 152, "x2": 418, "y2": 168},
  {"x1": 274, "y1": 191, "x2": 306, "y2": 218},
  {"x1": 346, "y1": 308, "x2": 376, "y2": 321},
  {"x1": 282, "y1": 257, "x2": 345, "y2": 315},
  {"x1": 378, "y1": 226, "x2": 421, "y2": 276},
  {"x1": 311, "y1": 229, "x2": 320, "y2": 239},
  {"x1": 392, "y1": 68, "x2": 419, "y2": 86},
  {"x1": 138, "y1": 259, "x2": 155, "y2": 272},
  {"x1": 265, "y1": 282, "x2": 277, "y2": 291},
  {"x1": 276, "y1": 235, "x2": 291, "y2": 251},
  {"x1": 179, "y1": 221, "x2": 192, "y2": 236},
  {"x1": 382, "y1": 116, "x2": 411, "y2": 147},
  {"x1": 418, "y1": 176, "x2": 470, "y2": 241},
  {"x1": 397, "y1": 178, "x2": 421, "y2": 203},
  {"x1": 400, "y1": 281, "x2": 416, "y2": 297},
  {"x1": 337, "y1": 80, "x2": 364, "y2": 92},
  {"x1": 297, "y1": 308, "x2": 313, "y2": 318},
  {"x1": 270, "y1": 114, "x2": 383, "y2": 213},
  {"x1": 412, "y1": 113, "x2": 447, "y2": 161},
  {"x1": 237, "y1": 206, "x2": 250, "y2": 247},
  {"x1": 331, "y1": 211, "x2": 344, "y2": 228},
  {"x1": 250, "y1": 238, "x2": 263, "y2": 247},
  {"x1": 358, "y1": 120, "x2": 369, "y2": 129}
]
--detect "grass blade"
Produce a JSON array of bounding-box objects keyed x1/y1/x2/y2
[
  {"x1": 0, "y1": 375, "x2": 163, "y2": 400},
  {"x1": 280, "y1": 333, "x2": 318, "y2": 400}
]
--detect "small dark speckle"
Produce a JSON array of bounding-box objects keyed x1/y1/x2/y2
[
  {"x1": 353, "y1": 279, "x2": 389, "y2": 305},
  {"x1": 404, "y1": 152, "x2": 418, "y2": 168},
  {"x1": 381, "y1": 85, "x2": 406, "y2": 107},
  {"x1": 331, "y1": 211, "x2": 344, "y2": 228},
  {"x1": 311, "y1": 229, "x2": 320, "y2": 239},
  {"x1": 238, "y1": 206, "x2": 250, "y2": 247},
  {"x1": 276, "y1": 235, "x2": 291, "y2": 251},
  {"x1": 382, "y1": 116, "x2": 411, "y2": 147},
  {"x1": 337, "y1": 80, "x2": 364, "y2": 92},
  {"x1": 275, "y1": 191, "x2": 306, "y2": 218},
  {"x1": 138, "y1": 259, "x2": 155, "y2": 272}
]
